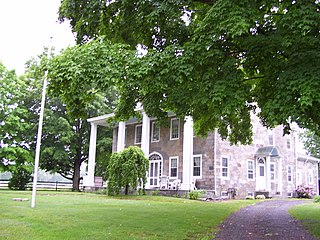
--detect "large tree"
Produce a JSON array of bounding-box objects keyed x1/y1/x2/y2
[
  {"x1": 27, "y1": 53, "x2": 117, "y2": 191},
  {"x1": 49, "y1": 0, "x2": 320, "y2": 144}
]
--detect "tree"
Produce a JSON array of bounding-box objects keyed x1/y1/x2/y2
[
  {"x1": 107, "y1": 146, "x2": 149, "y2": 195},
  {"x1": 300, "y1": 130, "x2": 320, "y2": 159},
  {"x1": 26, "y1": 52, "x2": 117, "y2": 191},
  {"x1": 0, "y1": 62, "x2": 35, "y2": 189},
  {"x1": 49, "y1": 0, "x2": 320, "y2": 145}
]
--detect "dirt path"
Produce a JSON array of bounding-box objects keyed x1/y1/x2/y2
[{"x1": 214, "y1": 200, "x2": 316, "y2": 240}]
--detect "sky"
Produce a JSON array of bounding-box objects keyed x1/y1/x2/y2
[{"x1": 0, "y1": 0, "x2": 75, "y2": 75}]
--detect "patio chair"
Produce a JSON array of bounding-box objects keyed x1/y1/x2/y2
[{"x1": 159, "y1": 175, "x2": 169, "y2": 190}]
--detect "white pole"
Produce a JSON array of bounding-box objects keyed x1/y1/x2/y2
[{"x1": 31, "y1": 44, "x2": 51, "y2": 208}]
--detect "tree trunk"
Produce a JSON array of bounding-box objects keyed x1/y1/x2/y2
[
  {"x1": 72, "y1": 159, "x2": 81, "y2": 191},
  {"x1": 125, "y1": 184, "x2": 129, "y2": 195}
]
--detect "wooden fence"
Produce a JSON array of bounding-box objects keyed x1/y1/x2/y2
[{"x1": 0, "y1": 180, "x2": 83, "y2": 191}]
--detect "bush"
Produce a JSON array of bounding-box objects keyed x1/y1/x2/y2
[
  {"x1": 296, "y1": 185, "x2": 316, "y2": 199},
  {"x1": 313, "y1": 195, "x2": 320, "y2": 203},
  {"x1": 8, "y1": 167, "x2": 32, "y2": 190},
  {"x1": 188, "y1": 190, "x2": 206, "y2": 200}
]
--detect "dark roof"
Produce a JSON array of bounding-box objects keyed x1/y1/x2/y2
[{"x1": 255, "y1": 146, "x2": 280, "y2": 157}]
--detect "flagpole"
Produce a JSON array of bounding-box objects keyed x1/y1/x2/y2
[{"x1": 31, "y1": 40, "x2": 52, "y2": 208}]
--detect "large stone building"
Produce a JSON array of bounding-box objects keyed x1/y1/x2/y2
[{"x1": 85, "y1": 107, "x2": 319, "y2": 199}]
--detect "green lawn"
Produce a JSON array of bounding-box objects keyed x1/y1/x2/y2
[
  {"x1": 290, "y1": 202, "x2": 320, "y2": 239},
  {"x1": 0, "y1": 190, "x2": 253, "y2": 240}
]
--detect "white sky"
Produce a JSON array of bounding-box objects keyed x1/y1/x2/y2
[{"x1": 0, "y1": 0, "x2": 75, "y2": 75}]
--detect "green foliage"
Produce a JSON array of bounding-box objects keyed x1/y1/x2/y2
[
  {"x1": 8, "y1": 165, "x2": 32, "y2": 190},
  {"x1": 188, "y1": 190, "x2": 206, "y2": 200},
  {"x1": 52, "y1": 0, "x2": 320, "y2": 144},
  {"x1": 107, "y1": 146, "x2": 149, "y2": 195},
  {"x1": 313, "y1": 196, "x2": 320, "y2": 203}
]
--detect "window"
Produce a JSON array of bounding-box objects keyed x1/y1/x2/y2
[
  {"x1": 287, "y1": 165, "x2": 292, "y2": 182},
  {"x1": 170, "y1": 118, "x2": 180, "y2": 140},
  {"x1": 308, "y1": 169, "x2": 313, "y2": 185},
  {"x1": 221, "y1": 156, "x2": 229, "y2": 178},
  {"x1": 135, "y1": 125, "x2": 142, "y2": 144},
  {"x1": 268, "y1": 129, "x2": 274, "y2": 145},
  {"x1": 297, "y1": 170, "x2": 302, "y2": 186},
  {"x1": 193, "y1": 155, "x2": 202, "y2": 178},
  {"x1": 169, "y1": 157, "x2": 178, "y2": 178},
  {"x1": 286, "y1": 138, "x2": 291, "y2": 149},
  {"x1": 151, "y1": 122, "x2": 160, "y2": 142},
  {"x1": 270, "y1": 163, "x2": 275, "y2": 181},
  {"x1": 247, "y1": 160, "x2": 254, "y2": 180}
]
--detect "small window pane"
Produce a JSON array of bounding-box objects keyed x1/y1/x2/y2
[
  {"x1": 171, "y1": 119, "x2": 179, "y2": 139},
  {"x1": 135, "y1": 125, "x2": 142, "y2": 144},
  {"x1": 152, "y1": 122, "x2": 160, "y2": 142}
]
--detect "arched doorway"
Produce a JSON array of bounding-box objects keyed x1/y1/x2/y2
[{"x1": 149, "y1": 152, "x2": 163, "y2": 187}]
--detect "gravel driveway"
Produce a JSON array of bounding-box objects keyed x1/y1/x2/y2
[{"x1": 214, "y1": 200, "x2": 316, "y2": 240}]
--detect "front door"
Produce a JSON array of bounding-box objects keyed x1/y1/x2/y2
[
  {"x1": 257, "y1": 157, "x2": 266, "y2": 191},
  {"x1": 149, "y1": 153, "x2": 163, "y2": 187}
]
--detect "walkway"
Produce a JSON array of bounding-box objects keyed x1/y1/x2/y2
[{"x1": 214, "y1": 200, "x2": 316, "y2": 240}]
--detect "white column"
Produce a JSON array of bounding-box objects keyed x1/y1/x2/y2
[
  {"x1": 278, "y1": 158, "x2": 283, "y2": 194},
  {"x1": 87, "y1": 123, "x2": 97, "y2": 187},
  {"x1": 141, "y1": 112, "x2": 150, "y2": 157},
  {"x1": 117, "y1": 121, "x2": 126, "y2": 152},
  {"x1": 181, "y1": 116, "x2": 194, "y2": 190},
  {"x1": 266, "y1": 156, "x2": 271, "y2": 192}
]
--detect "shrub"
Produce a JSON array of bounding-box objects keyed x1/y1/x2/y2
[
  {"x1": 296, "y1": 185, "x2": 316, "y2": 199},
  {"x1": 188, "y1": 190, "x2": 206, "y2": 200},
  {"x1": 255, "y1": 194, "x2": 266, "y2": 200},
  {"x1": 313, "y1": 195, "x2": 320, "y2": 203},
  {"x1": 246, "y1": 195, "x2": 255, "y2": 200},
  {"x1": 8, "y1": 166, "x2": 32, "y2": 190}
]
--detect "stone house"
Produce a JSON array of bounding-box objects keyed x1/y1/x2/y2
[{"x1": 85, "y1": 107, "x2": 319, "y2": 199}]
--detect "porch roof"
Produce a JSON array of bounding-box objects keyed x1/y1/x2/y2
[
  {"x1": 255, "y1": 146, "x2": 280, "y2": 157},
  {"x1": 297, "y1": 153, "x2": 320, "y2": 163}
]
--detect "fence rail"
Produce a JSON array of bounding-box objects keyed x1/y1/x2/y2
[{"x1": 0, "y1": 180, "x2": 83, "y2": 191}]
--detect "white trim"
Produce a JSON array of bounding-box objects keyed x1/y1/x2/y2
[
  {"x1": 268, "y1": 129, "x2": 274, "y2": 146},
  {"x1": 221, "y1": 156, "x2": 229, "y2": 179},
  {"x1": 287, "y1": 165, "x2": 293, "y2": 182},
  {"x1": 151, "y1": 121, "x2": 160, "y2": 142},
  {"x1": 270, "y1": 162, "x2": 275, "y2": 182},
  {"x1": 134, "y1": 124, "x2": 142, "y2": 144},
  {"x1": 247, "y1": 159, "x2": 254, "y2": 181},
  {"x1": 169, "y1": 156, "x2": 179, "y2": 179},
  {"x1": 170, "y1": 118, "x2": 180, "y2": 140},
  {"x1": 193, "y1": 154, "x2": 202, "y2": 179}
]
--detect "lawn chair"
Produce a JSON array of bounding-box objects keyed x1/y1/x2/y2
[{"x1": 159, "y1": 175, "x2": 169, "y2": 190}]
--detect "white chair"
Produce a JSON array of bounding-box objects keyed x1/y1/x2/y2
[{"x1": 159, "y1": 176, "x2": 169, "y2": 190}]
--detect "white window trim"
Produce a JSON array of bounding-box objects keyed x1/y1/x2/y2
[
  {"x1": 287, "y1": 165, "x2": 292, "y2": 182},
  {"x1": 268, "y1": 129, "x2": 274, "y2": 146},
  {"x1": 170, "y1": 118, "x2": 180, "y2": 140},
  {"x1": 169, "y1": 156, "x2": 179, "y2": 179},
  {"x1": 151, "y1": 122, "x2": 160, "y2": 143},
  {"x1": 308, "y1": 169, "x2": 313, "y2": 185},
  {"x1": 286, "y1": 138, "x2": 291, "y2": 149},
  {"x1": 270, "y1": 162, "x2": 275, "y2": 182},
  {"x1": 247, "y1": 159, "x2": 254, "y2": 181},
  {"x1": 193, "y1": 154, "x2": 202, "y2": 179},
  {"x1": 221, "y1": 156, "x2": 229, "y2": 179},
  {"x1": 134, "y1": 124, "x2": 142, "y2": 144}
]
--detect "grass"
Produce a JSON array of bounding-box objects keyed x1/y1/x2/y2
[
  {"x1": 0, "y1": 190, "x2": 254, "y2": 240},
  {"x1": 290, "y1": 201, "x2": 320, "y2": 239}
]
